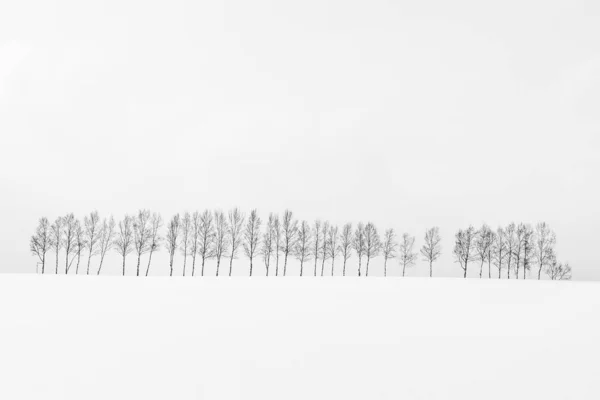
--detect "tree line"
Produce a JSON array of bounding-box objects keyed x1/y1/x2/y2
[{"x1": 29, "y1": 209, "x2": 572, "y2": 280}]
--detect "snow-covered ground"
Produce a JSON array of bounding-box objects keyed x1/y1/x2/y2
[{"x1": 0, "y1": 275, "x2": 598, "y2": 399}]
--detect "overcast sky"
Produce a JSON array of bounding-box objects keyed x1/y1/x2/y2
[{"x1": 1, "y1": 0, "x2": 598, "y2": 279}]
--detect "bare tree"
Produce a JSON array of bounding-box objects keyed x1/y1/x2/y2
[
  {"x1": 84, "y1": 211, "x2": 101, "y2": 275},
  {"x1": 504, "y1": 223, "x2": 516, "y2": 279},
  {"x1": 243, "y1": 209, "x2": 262, "y2": 276},
  {"x1": 492, "y1": 227, "x2": 508, "y2": 279},
  {"x1": 63, "y1": 213, "x2": 78, "y2": 274},
  {"x1": 546, "y1": 257, "x2": 572, "y2": 280},
  {"x1": 521, "y1": 224, "x2": 535, "y2": 280},
  {"x1": 72, "y1": 220, "x2": 86, "y2": 274},
  {"x1": 327, "y1": 225, "x2": 339, "y2": 276},
  {"x1": 190, "y1": 211, "x2": 201, "y2": 276},
  {"x1": 213, "y1": 210, "x2": 229, "y2": 276},
  {"x1": 281, "y1": 209, "x2": 298, "y2": 276},
  {"x1": 166, "y1": 214, "x2": 181, "y2": 277},
  {"x1": 453, "y1": 225, "x2": 477, "y2": 278},
  {"x1": 146, "y1": 213, "x2": 163, "y2": 276},
  {"x1": 420, "y1": 227, "x2": 441, "y2": 277},
  {"x1": 133, "y1": 209, "x2": 152, "y2": 277},
  {"x1": 50, "y1": 217, "x2": 63, "y2": 274},
  {"x1": 513, "y1": 223, "x2": 527, "y2": 279},
  {"x1": 198, "y1": 210, "x2": 216, "y2": 276},
  {"x1": 30, "y1": 217, "x2": 51, "y2": 274},
  {"x1": 312, "y1": 220, "x2": 322, "y2": 277},
  {"x1": 179, "y1": 212, "x2": 192, "y2": 277},
  {"x1": 294, "y1": 220, "x2": 312, "y2": 276},
  {"x1": 97, "y1": 216, "x2": 116, "y2": 275},
  {"x1": 364, "y1": 222, "x2": 381, "y2": 277},
  {"x1": 474, "y1": 224, "x2": 494, "y2": 279},
  {"x1": 227, "y1": 208, "x2": 246, "y2": 277},
  {"x1": 339, "y1": 223, "x2": 353, "y2": 276},
  {"x1": 114, "y1": 215, "x2": 134, "y2": 276},
  {"x1": 381, "y1": 228, "x2": 398, "y2": 277},
  {"x1": 261, "y1": 213, "x2": 275, "y2": 276},
  {"x1": 320, "y1": 221, "x2": 331, "y2": 276},
  {"x1": 534, "y1": 222, "x2": 556, "y2": 280},
  {"x1": 273, "y1": 215, "x2": 281, "y2": 276},
  {"x1": 352, "y1": 222, "x2": 366, "y2": 276},
  {"x1": 399, "y1": 233, "x2": 417, "y2": 277}
]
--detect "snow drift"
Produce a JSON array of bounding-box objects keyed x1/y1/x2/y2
[{"x1": 0, "y1": 275, "x2": 598, "y2": 399}]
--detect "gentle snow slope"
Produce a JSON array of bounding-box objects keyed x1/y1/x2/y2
[{"x1": 0, "y1": 275, "x2": 598, "y2": 399}]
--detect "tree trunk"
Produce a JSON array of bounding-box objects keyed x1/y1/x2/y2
[
  {"x1": 86, "y1": 253, "x2": 92, "y2": 275},
  {"x1": 42, "y1": 253, "x2": 45, "y2": 274},
  {"x1": 403, "y1": 262, "x2": 406, "y2": 277},
  {"x1": 275, "y1": 252, "x2": 279, "y2": 277},
  {"x1": 250, "y1": 257, "x2": 253, "y2": 277},
  {"x1": 283, "y1": 252, "x2": 289, "y2": 276},
  {"x1": 331, "y1": 258, "x2": 335, "y2": 276},
  {"x1": 65, "y1": 252, "x2": 69, "y2": 274},
  {"x1": 429, "y1": 261, "x2": 433, "y2": 277},
  {"x1": 357, "y1": 257, "x2": 362, "y2": 277},
  {"x1": 56, "y1": 250, "x2": 59, "y2": 274},
  {"x1": 343, "y1": 259, "x2": 347, "y2": 277},
  {"x1": 192, "y1": 254, "x2": 197, "y2": 277},
  {"x1": 136, "y1": 254, "x2": 141, "y2": 277},
  {"x1": 201, "y1": 257, "x2": 206, "y2": 277},
  {"x1": 146, "y1": 250, "x2": 154, "y2": 277},
  {"x1": 384, "y1": 258, "x2": 387, "y2": 277},
  {"x1": 183, "y1": 254, "x2": 187, "y2": 277},
  {"x1": 122, "y1": 256, "x2": 126, "y2": 276},
  {"x1": 97, "y1": 255, "x2": 106, "y2": 276},
  {"x1": 76, "y1": 252, "x2": 81, "y2": 275},
  {"x1": 321, "y1": 258, "x2": 326, "y2": 277},
  {"x1": 488, "y1": 259, "x2": 491, "y2": 279},
  {"x1": 216, "y1": 257, "x2": 221, "y2": 276},
  {"x1": 366, "y1": 258, "x2": 370, "y2": 277},
  {"x1": 170, "y1": 259, "x2": 174, "y2": 277},
  {"x1": 314, "y1": 258, "x2": 318, "y2": 277},
  {"x1": 479, "y1": 260, "x2": 483, "y2": 278},
  {"x1": 538, "y1": 263, "x2": 542, "y2": 280},
  {"x1": 229, "y1": 252, "x2": 234, "y2": 277},
  {"x1": 300, "y1": 260, "x2": 303, "y2": 277}
]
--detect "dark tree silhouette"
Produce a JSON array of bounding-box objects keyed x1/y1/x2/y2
[
  {"x1": 198, "y1": 210, "x2": 216, "y2": 276},
  {"x1": 243, "y1": 209, "x2": 261, "y2": 276},
  {"x1": 114, "y1": 215, "x2": 134, "y2": 276},
  {"x1": 420, "y1": 227, "x2": 441, "y2": 277},
  {"x1": 521, "y1": 224, "x2": 534, "y2": 280},
  {"x1": 165, "y1": 214, "x2": 181, "y2": 277},
  {"x1": 312, "y1": 220, "x2": 322, "y2": 277},
  {"x1": 339, "y1": 223, "x2": 353, "y2": 276},
  {"x1": 546, "y1": 257, "x2": 572, "y2": 280},
  {"x1": 294, "y1": 220, "x2": 312, "y2": 276},
  {"x1": 281, "y1": 209, "x2": 298, "y2": 277},
  {"x1": 327, "y1": 225, "x2": 339, "y2": 276},
  {"x1": 30, "y1": 217, "x2": 51, "y2": 274},
  {"x1": 475, "y1": 224, "x2": 494, "y2": 279},
  {"x1": 84, "y1": 211, "x2": 101, "y2": 275},
  {"x1": 534, "y1": 222, "x2": 556, "y2": 280},
  {"x1": 179, "y1": 212, "x2": 192, "y2": 277},
  {"x1": 320, "y1": 221, "x2": 330, "y2": 276},
  {"x1": 227, "y1": 208, "x2": 245, "y2": 277},
  {"x1": 364, "y1": 222, "x2": 381, "y2": 277},
  {"x1": 146, "y1": 212, "x2": 163, "y2": 277},
  {"x1": 381, "y1": 228, "x2": 398, "y2": 277},
  {"x1": 63, "y1": 213, "x2": 78, "y2": 274},
  {"x1": 273, "y1": 215, "x2": 281, "y2": 276},
  {"x1": 504, "y1": 223, "x2": 516, "y2": 279},
  {"x1": 261, "y1": 213, "x2": 276, "y2": 276},
  {"x1": 492, "y1": 227, "x2": 508, "y2": 279},
  {"x1": 399, "y1": 232, "x2": 417, "y2": 277},
  {"x1": 97, "y1": 216, "x2": 116, "y2": 275},
  {"x1": 72, "y1": 220, "x2": 85, "y2": 274},
  {"x1": 352, "y1": 223, "x2": 366, "y2": 276},
  {"x1": 190, "y1": 211, "x2": 201, "y2": 276},
  {"x1": 213, "y1": 210, "x2": 229, "y2": 277},
  {"x1": 453, "y1": 226, "x2": 477, "y2": 278},
  {"x1": 133, "y1": 209, "x2": 152, "y2": 277}
]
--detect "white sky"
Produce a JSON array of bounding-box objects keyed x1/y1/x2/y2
[{"x1": 1, "y1": 0, "x2": 599, "y2": 279}]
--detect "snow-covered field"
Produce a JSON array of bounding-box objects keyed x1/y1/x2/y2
[{"x1": 0, "y1": 275, "x2": 598, "y2": 399}]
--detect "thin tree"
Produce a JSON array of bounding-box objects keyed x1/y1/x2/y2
[
  {"x1": 30, "y1": 217, "x2": 51, "y2": 274},
  {"x1": 72, "y1": 220, "x2": 86, "y2": 274},
  {"x1": 198, "y1": 210, "x2": 216, "y2": 276},
  {"x1": 534, "y1": 222, "x2": 556, "y2": 280},
  {"x1": 97, "y1": 216, "x2": 116, "y2": 275},
  {"x1": 281, "y1": 209, "x2": 298, "y2": 276},
  {"x1": 165, "y1": 214, "x2": 181, "y2": 277},
  {"x1": 513, "y1": 223, "x2": 527, "y2": 279},
  {"x1": 352, "y1": 222, "x2": 366, "y2": 276},
  {"x1": 179, "y1": 212, "x2": 192, "y2": 276},
  {"x1": 339, "y1": 223, "x2": 353, "y2": 276},
  {"x1": 132, "y1": 210, "x2": 152, "y2": 277},
  {"x1": 312, "y1": 220, "x2": 322, "y2": 277},
  {"x1": 504, "y1": 223, "x2": 516, "y2": 279},
  {"x1": 327, "y1": 225, "x2": 339, "y2": 276},
  {"x1": 420, "y1": 227, "x2": 442, "y2": 277},
  {"x1": 294, "y1": 220, "x2": 312, "y2": 276},
  {"x1": 243, "y1": 209, "x2": 262, "y2": 276},
  {"x1": 363, "y1": 222, "x2": 381, "y2": 277},
  {"x1": 453, "y1": 225, "x2": 477, "y2": 278},
  {"x1": 63, "y1": 213, "x2": 78, "y2": 274},
  {"x1": 521, "y1": 224, "x2": 534, "y2": 280},
  {"x1": 261, "y1": 213, "x2": 275, "y2": 276},
  {"x1": 474, "y1": 224, "x2": 494, "y2": 279},
  {"x1": 213, "y1": 210, "x2": 229, "y2": 276},
  {"x1": 320, "y1": 221, "x2": 331, "y2": 276},
  {"x1": 114, "y1": 215, "x2": 134, "y2": 276},
  {"x1": 399, "y1": 232, "x2": 417, "y2": 277},
  {"x1": 381, "y1": 228, "x2": 398, "y2": 277},
  {"x1": 190, "y1": 211, "x2": 201, "y2": 276},
  {"x1": 273, "y1": 215, "x2": 281, "y2": 276},
  {"x1": 50, "y1": 217, "x2": 63, "y2": 274},
  {"x1": 227, "y1": 208, "x2": 246, "y2": 277},
  {"x1": 492, "y1": 227, "x2": 508, "y2": 279},
  {"x1": 146, "y1": 213, "x2": 163, "y2": 277},
  {"x1": 84, "y1": 211, "x2": 101, "y2": 275},
  {"x1": 546, "y1": 257, "x2": 572, "y2": 280}
]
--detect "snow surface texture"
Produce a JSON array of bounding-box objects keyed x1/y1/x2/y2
[{"x1": 0, "y1": 275, "x2": 598, "y2": 399}]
